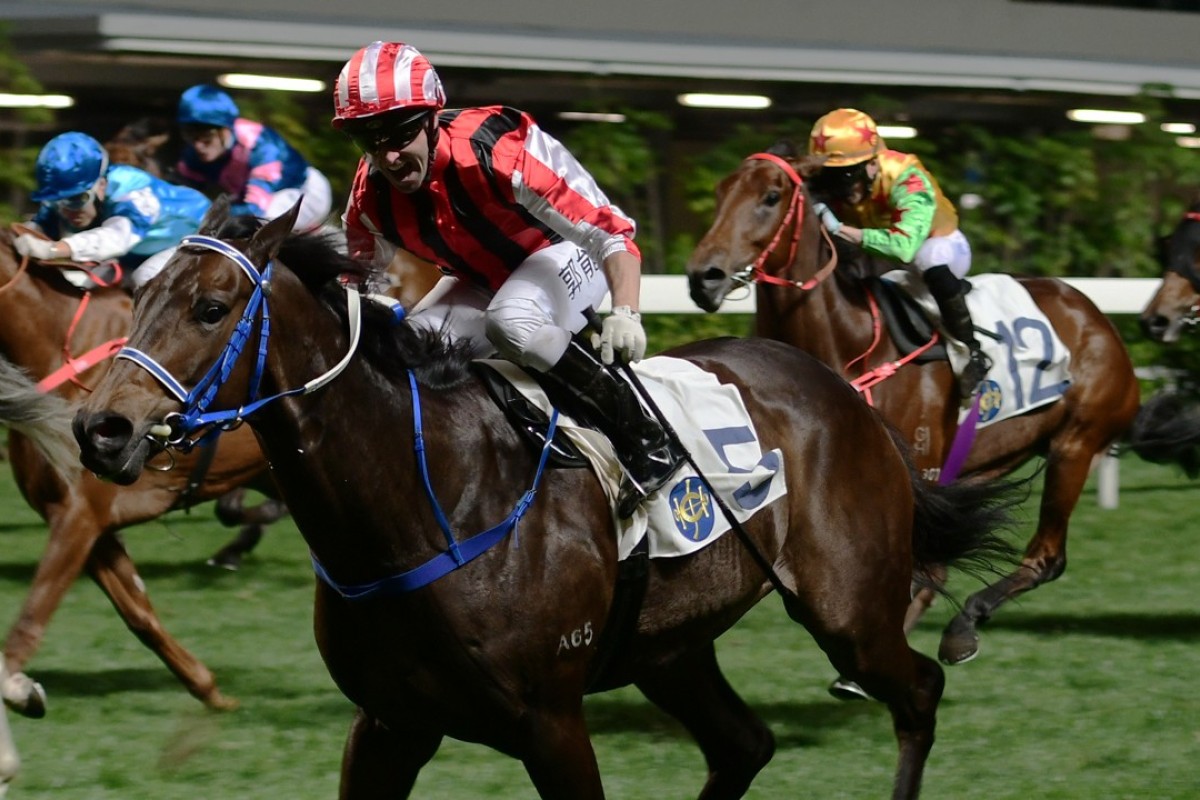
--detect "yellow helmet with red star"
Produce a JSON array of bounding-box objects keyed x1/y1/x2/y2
[{"x1": 809, "y1": 108, "x2": 885, "y2": 167}]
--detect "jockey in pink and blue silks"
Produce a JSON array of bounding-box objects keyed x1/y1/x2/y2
[{"x1": 176, "y1": 85, "x2": 333, "y2": 232}]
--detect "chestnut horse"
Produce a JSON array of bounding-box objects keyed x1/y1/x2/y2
[
  {"x1": 0, "y1": 228, "x2": 286, "y2": 716},
  {"x1": 73, "y1": 201, "x2": 1019, "y2": 799},
  {"x1": 687, "y1": 143, "x2": 1140, "y2": 665}
]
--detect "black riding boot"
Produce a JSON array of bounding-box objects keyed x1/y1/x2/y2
[
  {"x1": 540, "y1": 339, "x2": 687, "y2": 518},
  {"x1": 924, "y1": 264, "x2": 991, "y2": 400}
]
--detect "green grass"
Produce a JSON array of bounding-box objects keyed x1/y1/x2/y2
[{"x1": 2, "y1": 455, "x2": 1200, "y2": 798}]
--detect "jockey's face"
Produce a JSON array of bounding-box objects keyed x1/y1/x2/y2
[
  {"x1": 56, "y1": 177, "x2": 106, "y2": 229},
  {"x1": 181, "y1": 126, "x2": 231, "y2": 163},
  {"x1": 818, "y1": 159, "x2": 878, "y2": 205},
  {"x1": 366, "y1": 127, "x2": 430, "y2": 194}
]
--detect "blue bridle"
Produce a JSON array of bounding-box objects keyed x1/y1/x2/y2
[
  {"x1": 118, "y1": 233, "x2": 557, "y2": 598},
  {"x1": 117, "y1": 234, "x2": 362, "y2": 449}
]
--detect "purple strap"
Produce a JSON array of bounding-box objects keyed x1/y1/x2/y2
[{"x1": 938, "y1": 394, "x2": 982, "y2": 485}]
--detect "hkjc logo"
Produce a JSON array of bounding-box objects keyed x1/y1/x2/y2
[
  {"x1": 670, "y1": 477, "x2": 714, "y2": 542},
  {"x1": 977, "y1": 379, "x2": 1002, "y2": 422}
]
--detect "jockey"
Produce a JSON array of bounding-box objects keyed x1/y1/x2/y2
[
  {"x1": 14, "y1": 132, "x2": 211, "y2": 288},
  {"x1": 808, "y1": 108, "x2": 990, "y2": 400},
  {"x1": 333, "y1": 40, "x2": 684, "y2": 518},
  {"x1": 176, "y1": 84, "x2": 333, "y2": 233}
]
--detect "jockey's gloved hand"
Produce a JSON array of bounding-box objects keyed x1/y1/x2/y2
[
  {"x1": 813, "y1": 202, "x2": 843, "y2": 235},
  {"x1": 592, "y1": 305, "x2": 646, "y2": 365},
  {"x1": 14, "y1": 234, "x2": 57, "y2": 261}
]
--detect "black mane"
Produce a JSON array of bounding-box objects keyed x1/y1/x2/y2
[{"x1": 262, "y1": 228, "x2": 476, "y2": 390}]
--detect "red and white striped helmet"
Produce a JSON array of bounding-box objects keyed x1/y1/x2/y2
[{"x1": 332, "y1": 41, "x2": 446, "y2": 128}]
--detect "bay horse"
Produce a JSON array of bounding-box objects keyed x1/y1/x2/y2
[
  {"x1": 104, "y1": 117, "x2": 173, "y2": 178},
  {"x1": 0, "y1": 228, "x2": 287, "y2": 716},
  {"x1": 72, "y1": 200, "x2": 1019, "y2": 799},
  {"x1": 686, "y1": 143, "x2": 1140, "y2": 665}
]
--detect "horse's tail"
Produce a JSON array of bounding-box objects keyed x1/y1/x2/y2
[
  {"x1": 891, "y1": 426, "x2": 1023, "y2": 591},
  {"x1": 1126, "y1": 390, "x2": 1200, "y2": 477},
  {"x1": 0, "y1": 358, "x2": 80, "y2": 483}
]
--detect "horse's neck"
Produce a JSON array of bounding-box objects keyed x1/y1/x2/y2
[{"x1": 756, "y1": 270, "x2": 884, "y2": 379}]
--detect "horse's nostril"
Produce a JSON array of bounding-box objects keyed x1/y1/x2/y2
[{"x1": 702, "y1": 266, "x2": 728, "y2": 286}]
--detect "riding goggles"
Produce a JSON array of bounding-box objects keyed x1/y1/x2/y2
[
  {"x1": 812, "y1": 162, "x2": 870, "y2": 200},
  {"x1": 54, "y1": 186, "x2": 98, "y2": 212},
  {"x1": 344, "y1": 112, "x2": 430, "y2": 154}
]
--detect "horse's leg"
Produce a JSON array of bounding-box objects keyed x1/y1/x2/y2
[
  {"x1": 209, "y1": 489, "x2": 287, "y2": 570},
  {"x1": 519, "y1": 705, "x2": 605, "y2": 800},
  {"x1": 85, "y1": 529, "x2": 237, "y2": 710},
  {"x1": 0, "y1": 661, "x2": 19, "y2": 794},
  {"x1": 636, "y1": 643, "x2": 774, "y2": 800},
  {"x1": 820, "y1": 625, "x2": 945, "y2": 800},
  {"x1": 939, "y1": 448, "x2": 1088, "y2": 664},
  {"x1": 2, "y1": 505, "x2": 99, "y2": 717},
  {"x1": 829, "y1": 563, "x2": 949, "y2": 703},
  {"x1": 339, "y1": 709, "x2": 442, "y2": 800}
]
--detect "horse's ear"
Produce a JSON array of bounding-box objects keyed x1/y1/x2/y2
[
  {"x1": 245, "y1": 199, "x2": 302, "y2": 266},
  {"x1": 795, "y1": 154, "x2": 826, "y2": 180},
  {"x1": 198, "y1": 195, "x2": 232, "y2": 236}
]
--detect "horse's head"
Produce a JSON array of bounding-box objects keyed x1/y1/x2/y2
[
  {"x1": 1141, "y1": 207, "x2": 1200, "y2": 342},
  {"x1": 74, "y1": 196, "x2": 299, "y2": 484},
  {"x1": 686, "y1": 142, "x2": 824, "y2": 312}
]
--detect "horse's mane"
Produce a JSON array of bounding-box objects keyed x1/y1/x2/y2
[{"x1": 250, "y1": 226, "x2": 476, "y2": 390}]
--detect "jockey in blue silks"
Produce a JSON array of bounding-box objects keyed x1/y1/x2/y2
[
  {"x1": 176, "y1": 84, "x2": 333, "y2": 232},
  {"x1": 15, "y1": 132, "x2": 211, "y2": 287}
]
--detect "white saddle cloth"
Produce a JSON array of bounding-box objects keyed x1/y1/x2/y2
[
  {"x1": 481, "y1": 356, "x2": 788, "y2": 560},
  {"x1": 882, "y1": 271, "x2": 1073, "y2": 427}
]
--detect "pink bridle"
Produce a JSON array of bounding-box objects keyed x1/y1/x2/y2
[{"x1": 742, "y1": 152, "x2": 838, "y2": 290}]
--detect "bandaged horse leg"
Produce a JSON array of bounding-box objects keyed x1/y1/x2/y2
[{"x1": 0, "y1": 661, "x2": 20, "y2": 795}]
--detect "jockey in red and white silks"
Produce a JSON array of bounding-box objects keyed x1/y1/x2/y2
[{"x1": 333, "y1": 40, "x2": 684, "y2": 517}]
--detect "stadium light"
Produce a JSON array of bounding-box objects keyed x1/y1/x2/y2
[
  {"x1": 1066, "y1": 108, "x2": 1146, "y2": 125},
  {"x1": 677, "y1": 93, "x2": 771, "y2": 110},
  {"x1": 217, "y1": 74, "x2": 326, "y2": 93},
  {"x1": 0, "y1": 93, "x2": 74, "y2": 109}
]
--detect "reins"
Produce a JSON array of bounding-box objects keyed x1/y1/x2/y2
[
  {"x1": 119, "y1": 234, "x2": 363, "y2": 450},
  {"x1": 743, "y1": 152, "x2": 937, "y2": 400},
  {"x1": 120, "y1": 233, "x2": 553, "y2": 597}
]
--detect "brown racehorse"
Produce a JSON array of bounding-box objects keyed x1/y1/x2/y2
[
  {"x1": 73, "y1": 201, "x2": 1019, "y2": 800},
  {"x1": 686, "y1": 142, "x2": 1140, "y2": 665},
  {"x1": 0, "y1": 228, "x2": 286, "y2": 716},
  {"x1": 104, "y1": 118, "x2": 173, "y2": 178}
]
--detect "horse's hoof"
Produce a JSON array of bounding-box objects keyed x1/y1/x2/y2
[
  {"x1": 206, "y1": 552, "x2": 242, "y2": 571},
  {"x1": 827, "y1": 677, "x2": 870, "y2": 702},
  {"x1": 203, "y1": 691, "x2": 240, "y2": 712},
  {"x1": 2, "y1": 672, "x2": 46, "y2": 719},
  {"x1": 938, "y1": 630, "x2": 981, "y2": 665}
]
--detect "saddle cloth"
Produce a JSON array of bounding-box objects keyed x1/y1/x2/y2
[
  {"x1": 480, "y1": 357, "x2": 788, "y2": 560},
  {"x1": 882, "y1": 271, "x2": 1073, "y2": 428}
]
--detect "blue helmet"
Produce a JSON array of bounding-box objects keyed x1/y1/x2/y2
[
  {"x1": 31, "y1": 132, "x2": 109, "y2": 203},
  {"x1": 178, "y1": 84, "x2": 240, "y2": 129}
]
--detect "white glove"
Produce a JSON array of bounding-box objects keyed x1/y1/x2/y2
[
  {"x1": 592, "y1": 305, "x2": 646, "y2": 365},
  {"x1": 813, "y1": 202, "x2": 843, "y2": 235},
  {"x1": 14, "y1": 234, "x2": 58, "y2": 261}
]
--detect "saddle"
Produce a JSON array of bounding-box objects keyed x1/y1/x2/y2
[
  {"x1": 472, "y1": 360, "x2": 589, "y2": 469},
  {"x1": 865, "y1": 275, "x2": 950, "y2": 363}
]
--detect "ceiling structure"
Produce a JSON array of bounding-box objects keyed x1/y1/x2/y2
[{"x1": 5, "y1": 0, "x2": 1200, "y2": 150}]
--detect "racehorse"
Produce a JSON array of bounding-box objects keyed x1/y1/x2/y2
[
  {"x1": 686, "y1": 142, "x2": 1140, "y2": 665},
  {"x1": 0, "y1": 227, "x2": 287, "y2": 716},
  {"x1": 72, "y1": 200, "x2": 1019, "y2": 799}
]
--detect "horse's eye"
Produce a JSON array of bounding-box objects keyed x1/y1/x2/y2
[
  {"x1": 196, "y1": 302, "x2": 229, "y2": 325},
  {"x1": 764, "y1": 190, "x2": 781, "y2": 206}
]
